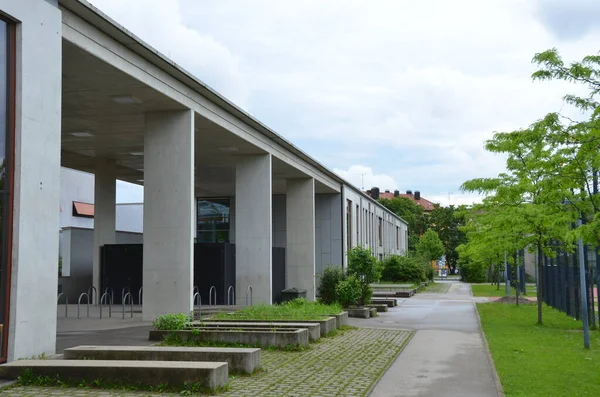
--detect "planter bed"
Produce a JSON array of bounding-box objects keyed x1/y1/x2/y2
[{"x1": 149, "y1": 328, "x2": 309, "y2": 348}]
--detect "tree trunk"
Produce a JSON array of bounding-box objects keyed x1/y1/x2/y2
[
  {"x1": 537, "y1": 242, "x2": 543, "y2": 325},
  {"x1": 515, "y1": 252, "x2": 520, "y2": 307}
]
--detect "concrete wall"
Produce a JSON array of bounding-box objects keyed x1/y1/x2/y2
[
  {"x1": 315, "y1": 193, "x2": 343, "y2": 278},
  {"x1": 3, "y1": 0, "x2": 62, "y2": 361},
  {"x1": 342, "y1": 185, "x2": 407, "y2": 268},
  {"x1": 58, "y1": 228, "x2": 142, "y2": 301}
]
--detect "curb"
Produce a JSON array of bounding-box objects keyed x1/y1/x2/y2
[{"x1": 471, "y1": 286, "x2": 505, "y2": 397}]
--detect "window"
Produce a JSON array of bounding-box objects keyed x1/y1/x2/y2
[
  {"x1": 356, "y1": 205, "x2": 359, "y2": 245},
  {"x1": 396, "y1": 226, "x2": 400, "y2": 250},
  {"x1": 378, "y1": 217, "x2": 383, "y2": 246},
  {"x1": 0, "y1": 17, "x2": 15, "y2": 363},
  {"x1": 196, "y1": 198, "x2": 230, "y2": 243},
  {"x1": 346, "y1": 200, "x2": 352, "y2": 250}
]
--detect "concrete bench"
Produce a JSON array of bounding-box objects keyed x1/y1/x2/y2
[
  {"x1": 366, "y1": 304, "x2": 388, "y2": 312},
  {"x1": 64, "y1": 345, "x2": 260, "y2": 374},
  {"x1": 0, "y1": 359, "x2": 228, "y2": 389},
  {"x1": 371, "y1": 298, "x2": 397, "y2": 307},
  {"x1": 205, "y1": 316, "x2": 337, "y2": 336},
  {"x1": 192, "y1": 321, "x2": 321, "y2": 341},
  {"x1": 150, "y1": 328, "x2": 309, "y2": 348},
  {"x1": 346, "y1": 307, "x2": 370, "y2": 319}
]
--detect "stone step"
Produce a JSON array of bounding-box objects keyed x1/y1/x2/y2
[
  {"x1": 192, "y1": 321, "x2": 321, "y2": 341},
  {"x1": 205, "y1": 316, "x2": 337, "y2": 336},
  {"x1": 150, "y1": 328, "x2": 309, "y2": 347},
  {"x1": 0, "y1": 359, "x2": 228, "y2": 390},
  {"x1": 64, "y1": 345, "x2": 260, "y2": 374}
]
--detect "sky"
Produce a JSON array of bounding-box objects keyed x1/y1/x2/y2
[{"x1": 93, "y1": 0, "x2": 600, "y2": 206}]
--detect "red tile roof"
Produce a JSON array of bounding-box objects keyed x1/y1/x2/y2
[{"x1": 371, "y1": 192, "x2": 436, "y2": 212}]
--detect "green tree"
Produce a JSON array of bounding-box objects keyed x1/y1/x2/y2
[
  {"x1": 378, "y1": 196, "x2": 428, "y2": 251},
  {"x1": 416, "y1": 229, "x2": 445, "y2": 262},
  {"x1": 347, "y1": 246, "x2": 382, "y2": 306},
  {"x1": 428, "y1": 205, "x2": 467, "y2": 273}
]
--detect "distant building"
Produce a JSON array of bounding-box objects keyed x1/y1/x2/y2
[{"x1": 365, "y1": 188, "x2": 436, "y2": 213}]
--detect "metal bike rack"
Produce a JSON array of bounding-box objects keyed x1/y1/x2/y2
[
  {"x1": 227, "y1": 286, "x2": 235, "y2": 306},
  {"x1": 193, "y1": 286, "x2": 199, "y2": 296},
  {"x1": 138, "y1": 286, "x2": 143, "y2": 305},
  {"x1": 122, "y1": 292, "x2": 134, "y2": 319},
  {"x1": 77, "y1": 292, "x2": 90, "y2": 319},
  {"x1": 192, "y1": 292, "x2": 201, "y2": 320},
  {"x1": 99, "y1": 292, "x2": 112, "y2": 319},
  {"x1": 245, "y1": 286, "x2": 253, "y2": 307},
  {"x1": 87, "y1": 285, "x2": 98, "y2": 305},
  {"x1": 57, "y1": 293, "x2": 68, "y2": 318},
  {"x1": 209, "y1": 286, "x2": 217, "y2": 306},
  {"x1": 121, "y1": 287, "x2": 131, "y2": 304},
  {"x1": 104, "y1": 287, "x2": 114, "y2": 306}
]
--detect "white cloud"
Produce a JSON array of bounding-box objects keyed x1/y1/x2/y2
[
  {"x1": 428, "y1": 193, "x2": 484, "y2": 208},
  {"x1": 90, "y1": 0, "x2": 600, "y2": 205},
  {"x1": 334, "y1": 165, "x2": 399, "y2": 192}
]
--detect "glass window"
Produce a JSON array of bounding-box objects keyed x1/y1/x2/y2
[
  {"x1": 197, "y1": 198, "x2": 230, "y2": 243},
  {"x1": 0, "y1": 17, "x2": 14, "y2": 363}
]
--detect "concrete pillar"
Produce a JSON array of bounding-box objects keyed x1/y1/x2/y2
[
  {"x1": 286, "y1": 178, "x2": 316, "y2": 300},
  {"x1": 92, "y1": 161, "x2": 116, "y2": 303},
  {"x1": 142, "y1": 110, "x2": 194, "y2": 321},
  {"x1": 235, "y1": 154, "x2": 272, "y2": 305},
  {"x1": 7, "y1": 0, "x2": 61, "y2": 361}
]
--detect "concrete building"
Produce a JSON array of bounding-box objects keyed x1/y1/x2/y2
[{"x1": 0, "y1": 0, "x2": 407, "y2": 362}]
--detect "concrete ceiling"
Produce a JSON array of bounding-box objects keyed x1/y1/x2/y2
[{"x1": 62, "y1": 40, "x2": 335, "y2": 196}]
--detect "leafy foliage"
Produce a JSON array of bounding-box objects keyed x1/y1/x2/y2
[
  {"x1": 335, "y1": 274, "x2": 362, "y2": 308},
  {"x1": 347, "y1": 246, "x2": 382, "y2": 305},
  {"x1": 416, "y1": 229, "x2": 445, "y2": 262},
  {"x1": 428, "y1": 205, "x2": 467, "y2": 272},
  {"x1": 381, "y1": 255, "x2": 425, "y2": 283},
  {"x1": 152, "y1": 313, "x2": 191, "y2": 331},
  {"x1": 317, "y1": 266, "x2": 346, "y2": 305},
  {"x1": 378, "y1": 196, "x2": 428, "y2": 251}
]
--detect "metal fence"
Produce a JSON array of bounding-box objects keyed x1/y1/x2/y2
[{"x1": 541, "y1": 241, "x2": 598, "y2": 329}]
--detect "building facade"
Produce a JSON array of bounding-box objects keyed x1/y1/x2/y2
[{"x1": 0, "y1": 0, "x2": 407, "y2": 362}]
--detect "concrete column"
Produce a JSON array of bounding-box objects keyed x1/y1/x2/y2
[
  {"x1": 7, "y1": 0, "x2": 61, "y2": 361},
  {"x1": 286, "y1": 178, "x2": 316, "y2": 300},
  {"x1": 235, "y1": 154, "x2": 272, "y2": 305},
  {"x1": 142, "y1": 110, "x2": 194, "y2": 321},
  {"x1": 92, "y1": 161, "x2": 116, "y2": 303}
]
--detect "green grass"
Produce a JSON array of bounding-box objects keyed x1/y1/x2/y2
[
  {"x1": 477, "y1": 303, "x2": 600, "y2": 396},
  {"x1": 471, "y1": 284, "x2": 537, "y2": 297},
  {"x1": 420, "y1": 282, "x2": 450, "y2": 293},
  {"x1": 211, "y1": 298, "x2": 342, "y2": 321}
]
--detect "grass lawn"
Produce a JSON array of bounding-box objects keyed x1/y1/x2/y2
[
  {"x1": 471, "y1": 284, "x2": 537, "y2": 297},
  {"x1": 478, "y1": 303, "x2": 600, "y2": 396}
]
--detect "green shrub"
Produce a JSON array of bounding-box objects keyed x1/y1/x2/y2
[
  {"x1": 381, "y1": 256, "x2": 402, "y2": 281},
  {"x1": 335, "y1": 274, "x2": 361, "y2": 308},
  {"x1": 348, "y1": 247, "x2": 382, "y2": 305},
  {"x1": 318, "y1": 266, "x2": 346, "y2": 304},
  {"x1": 459, "y1": 259, "x2": 487, "y2": 283},
  {"x1": 152, "y1": 313, "x2": 191, "y2": 330},
  {"x1": 425, "y1": 264, "x2": 435, "y2": 281}
]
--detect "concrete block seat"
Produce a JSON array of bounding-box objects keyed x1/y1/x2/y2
[
  {"x1": 346, "y1": 307, "x2": 370, "y2": 319},
  {"x1": 370, "y1": 298, "x2": 398, "y2": 307},
  {"x1": 64, "y1": 345, "x2": 260, "y2": 374},
  {"x1": 0, "y1": 359, "x2": 228, "y2": 390},
  {"x1": 366, "y1": 304, "x2": 389, "y2": 312},
  {"x1": 205, "y1": 316, "x2": 338, "y2": 336},
  {"x1": 190, "y1": 321, "x2": 321, "y2": 341},
  {"x1": 150, "y1": 328, "x2": 309, "y2": 348}
]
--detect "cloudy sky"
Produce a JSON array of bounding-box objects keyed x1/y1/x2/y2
[{"x1": 99, "y1": 0, "x2": 600, "y2": 205}]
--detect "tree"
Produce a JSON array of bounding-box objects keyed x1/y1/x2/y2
[
  {"x1": 428, "y1": 205, "x2": 467, "y2": 273},
  {"x1": 416, "y1": 229, "x2": 445, "y2": 262},
  {"x1": 378, "y1": 196, "x2": 428, "y2": 251},
  {"x1": 347, "y1": 246, "x2": 382, "y2": 306}
]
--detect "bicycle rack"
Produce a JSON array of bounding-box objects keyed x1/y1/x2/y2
[
  {"x1": 57, "y1": 293, "x2": 68, "y2": 318},
  {"x1": 99, "y1": 292, "x2": 112, "y2": 318},
  {"x1": 192, "y1": 292, "x2": 201, "y2": 321},
  {"x1": 245, "y1": 286, "x2": 253, "y2": 307},
  {"x1": 122, "y1": 292, "x2": 134, "y2": 319},
  {"x1": 77, "y1": 292, "x2": 90, "y2": 319},
  {"x1": 121, "y1": 287, "x2": 131, "y2": 304},
  {"x1": 209, "y1": 286, "x2": 217, "y2": 306},
  {"x1": 138, "y1": 286, "x2": 143, "y2": 305},
  {"x1": 104, "y1": 287, "x2": 114, "y2": 306},
  {"x1": 193, "y1": 286, "x2": 199, "y2": 296},
  {"x1": 227, "y1": 286, "x2": 235, "y2": 306},
  {"x1": 87, "y1": 285, "x2": 98, "y2": 305}
]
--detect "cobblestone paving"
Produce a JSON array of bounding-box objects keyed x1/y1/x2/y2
[{"x1": 1, "y1": 328, "x2": 412, "y2": 397}]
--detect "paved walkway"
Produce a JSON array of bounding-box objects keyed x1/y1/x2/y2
[{"x1": 352, "y1": 281, "x2": 501, "y2": 397}]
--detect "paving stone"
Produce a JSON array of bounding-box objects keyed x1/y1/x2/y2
[{"x1": 1, "y1": 328, "x2": 411, "y2": 397}]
